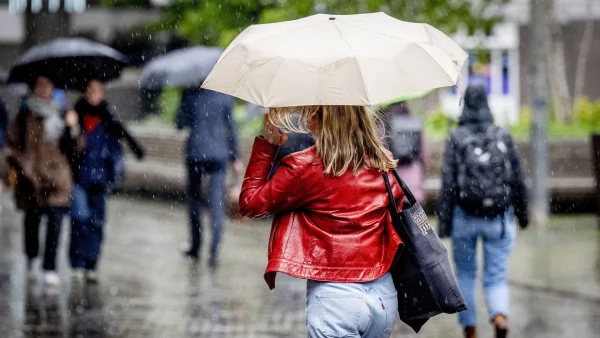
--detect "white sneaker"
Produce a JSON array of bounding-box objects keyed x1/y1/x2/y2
[
  {"x1": 43, "y1": 271, "x2": 61, "y2": 287},
  {"x1": 72, "y1": 268, "x2": 86, "y2": 284},
  {"x1": 86, "y1": 270, "x2": 99, "y2": 284}
]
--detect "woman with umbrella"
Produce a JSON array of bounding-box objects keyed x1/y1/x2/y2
[
  {"x1": 204, "y1": 13, "x2": 468, "y2": 336},
  {"x1": 6, "y1": 74, "x2": 83, "y2": 287},
  {"x1": 68, "y1": 79, "x2": 144, "y2": 283}
]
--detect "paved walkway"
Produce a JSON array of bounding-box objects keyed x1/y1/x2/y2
[{"x1": 0, "y1": 196, "x2": 598, "y2": 338}]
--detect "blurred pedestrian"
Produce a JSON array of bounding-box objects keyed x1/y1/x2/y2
[
  {"x1": 437, "y1": 84, "x2": 529, "y2": 338},
  {"x1": 69, "y1": 79, "x2": 144, "y2": 284},
  {"x1": 386, "y1": 102, "x2": 428, "y2": 205},
  {"x1": 0, "y1": 96, "x2": 9, "y2": 210},
  {"x1": 239, "y1": 106, "x2": 403, "y2": 337},
  {"x1": 6, "y1": 75, "x2": 82, "y2": 287},
  {"x1": 176, "y1": 88, "x2": 241, "y2": 265}
]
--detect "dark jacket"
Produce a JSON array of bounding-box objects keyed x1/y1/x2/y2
[
  {"x1": 0, "y1": 99, "x2": 8, "y2": 149},
  {"x1": 71, "y1": 98, "x2": 144, "y2": 189},
  {"x1": 176, "y1": 88, "x2": 238, "y2": 163},
  {"x1": 437, "y1": 85, "x2": 528, "y2": 237},
  {"x1": 268, "y1": 132, "x2": 314, "y2": 178}
]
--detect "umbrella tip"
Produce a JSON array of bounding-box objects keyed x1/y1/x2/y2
[{"x1": 329, "y1": 17, "x2": 336, "y2": 20}]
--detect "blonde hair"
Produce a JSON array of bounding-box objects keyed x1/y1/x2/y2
[{"x1": 268, "y1": 105, "x2": 397, "y2": 176}]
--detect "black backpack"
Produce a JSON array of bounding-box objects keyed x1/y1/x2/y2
[
  {"x1": 389, "y1": 116, "x2": 423, "y2": 165},
  {"x1": 455, "y1": 125, "x2": 513, "y2": 217}
]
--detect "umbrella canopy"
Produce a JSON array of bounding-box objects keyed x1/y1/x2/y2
[
  {"x1": 139, "y1": 46, "x2": 223, "y2": 91},
  {"x1": 8, "y1": 38, "x2": 128, "y2": 90},
  {"x1": 202, "y1": 12, "x2": 468, "y2": 107}
]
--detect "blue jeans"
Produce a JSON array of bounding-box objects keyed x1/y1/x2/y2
[
  {"x1": 306, "y1": 273, "x2": 398, "y2": 338},
  {"x1": 69, "y1": 184, "x2": 107, "y2": 270},
  {"x1": 187, "y1": 159, "x2": 226, "y2": 258},
  {"x1": 451, "y1": 206, "x2": 516, "y2": 327}
]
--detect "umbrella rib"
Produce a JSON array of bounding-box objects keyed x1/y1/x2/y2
[
  {"x1": 411, "y1": 42, "x2": 456, "y2": 85},
  {"x1": 335, "y1": 20, "x2": 417, "y2": 42},
  {"x1": 423, "y1": 24, "x2": 468, "y2": 66},
  {"x1": 332, "y1": 21, "x2": 371, "y2": 105}
]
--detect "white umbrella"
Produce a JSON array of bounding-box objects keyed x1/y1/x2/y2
[{"x1": 201, "y1": 12, "x2": 468, "y2": 107}]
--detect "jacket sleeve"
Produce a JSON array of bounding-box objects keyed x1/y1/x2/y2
[
  {"x1": 59, "y1": 124, "x2": 85, "y2": 160},
  {"x1": 239, "y1": 136, "x2": 306, "y2": 218},
  {"x1": 437, "y1": 134, "x2": 458, "y2": 238},
  {"x1": 6, "y1": 106, "x2": 30, "y2": 169},
  {"x1": 5, "y1": 114, "x2": 22, "y2": 169},
  {"x1": 506, "y1": 133, "x2": 529, "y2": 228},
  {"x1": 104, "y1": 104, "x2": 145, "y2": 160},
  {"x1": 0, "y1": 99, "x2": 8, "y2": 133},
  {"x1": 224, "y1": 98, "x2": 239, "y2": 162}
]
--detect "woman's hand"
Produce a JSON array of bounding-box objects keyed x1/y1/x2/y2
[
  {"x1": 65, "y1": 110, "x2": 79, "y2": 128},
  {"x1": 263, "y1": 114, "x2": 288, "y2": 145}
]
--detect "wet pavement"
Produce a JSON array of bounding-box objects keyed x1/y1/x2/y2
[{"x1": 0, "y1": 195, "x2": 599, "y2": 338}]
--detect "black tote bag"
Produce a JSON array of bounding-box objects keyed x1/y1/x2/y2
[{"x1": 383, "y1": 169, "x2": 467, "y2": 333}]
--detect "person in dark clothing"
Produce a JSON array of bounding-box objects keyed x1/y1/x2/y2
[
  {"x1": 0, "y1": 98, "x2": 8, "y2": 147},
  {"x1": 437, "y1": 84, "x2": 528, "y2": 338},
  {"x1": 386, "y1": 102, "x2": 428, "y2": 205},
  {"x1": 0, "y1": 97, "x2": 9, "y2": 207},
  {"x1": 69, "y1": 79, "x2": 144, "y2": 283},
  {"x1": 176, "y1": 88, "x2": 241, "y2": 265}
]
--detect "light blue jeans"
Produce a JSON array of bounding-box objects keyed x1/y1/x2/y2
[
  {"x1": 451, "y1": 206, "x2": 516, "y2": 327},
  {"x1": 306, "y1": 273, "x2": 398, "y2": 338}
]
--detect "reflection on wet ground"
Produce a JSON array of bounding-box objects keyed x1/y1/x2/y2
[{"x1": 0, "y1": 196, "x2": 598, "y2": 337}]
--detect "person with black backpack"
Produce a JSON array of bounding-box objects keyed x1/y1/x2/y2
[
  {"x1": 437, "y1": 84, "x2": 528, "y2": 338},
  {"x1": 387, "y1": 102, "x2": 427, "y2": 204}
]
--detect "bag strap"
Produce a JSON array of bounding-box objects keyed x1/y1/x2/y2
[
  {"x1": 382, "y1": 173, "x2": 399, "y2": 215},
  {"x1": 382, "y1": 168, "x2": 418, "y2": 208}
]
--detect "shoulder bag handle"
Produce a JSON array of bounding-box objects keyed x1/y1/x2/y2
[{"x1": 386, "y1": 168, "x2": 417, "y2": 207}]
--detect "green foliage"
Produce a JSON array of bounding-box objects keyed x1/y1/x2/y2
[
  {"x1": 151, "y1": 0, "x2": 509, "y2": 48},
  {"x1": 238, "y1": 113, "x2": 265, "y2": 139},
  {"x1": 423, "y1": 99, "x2": 600, "y2": 141},
  {"x1": 508, "y1": 99, "x2": 600, "y2": 140},
  {"x1": 423, "y1": 108, "x2": 457, "y2": 140},
  {"x1": 573, "y1": 97, "x2": 600, "y2": 134},
  {"x1": 149, "y1": 0, "x2": 288, "y2": 47},
  {"x1": 157, "y1": 87, "x2": 182, "y2": 124}
]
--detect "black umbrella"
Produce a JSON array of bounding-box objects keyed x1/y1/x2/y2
[
  {"x1": 8, "y1": 38, "x2": 128, "y2": 90},
  {"x1": 139, "y1": 46, "x2": 222, "y2": 91}
]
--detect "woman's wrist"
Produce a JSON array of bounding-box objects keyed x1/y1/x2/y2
[{"x1": 69, "y1": 125, "x2": 81, "y2": 137}]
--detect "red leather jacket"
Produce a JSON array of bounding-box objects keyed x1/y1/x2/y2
[{"x1": 240, "y1": 137, "x2": 404, "y2": 289}]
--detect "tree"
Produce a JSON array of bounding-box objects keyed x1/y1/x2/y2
[
  {"x1": 547, "y1": 0, "x2": 571, "y2": 123},
  {"x1": 152, "y1": 0, "x2": 509, "y2": 47},
  {"x1": 574, "y1": 0, "x2": 595, "y2": 102},
  {"x1": 529, "y1": 0, "x2": 551, "y2": 228}
]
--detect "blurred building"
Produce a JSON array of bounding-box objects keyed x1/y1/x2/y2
[
  {"x1": 0, "y1": 0, "x2": 167, "y2": 65},
  {"x1": 0, "y1": 0, "x2": 182, "y2": 120},
  {"x1": 441, "y1": 0, "x2": 600, "y2": 124}
]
